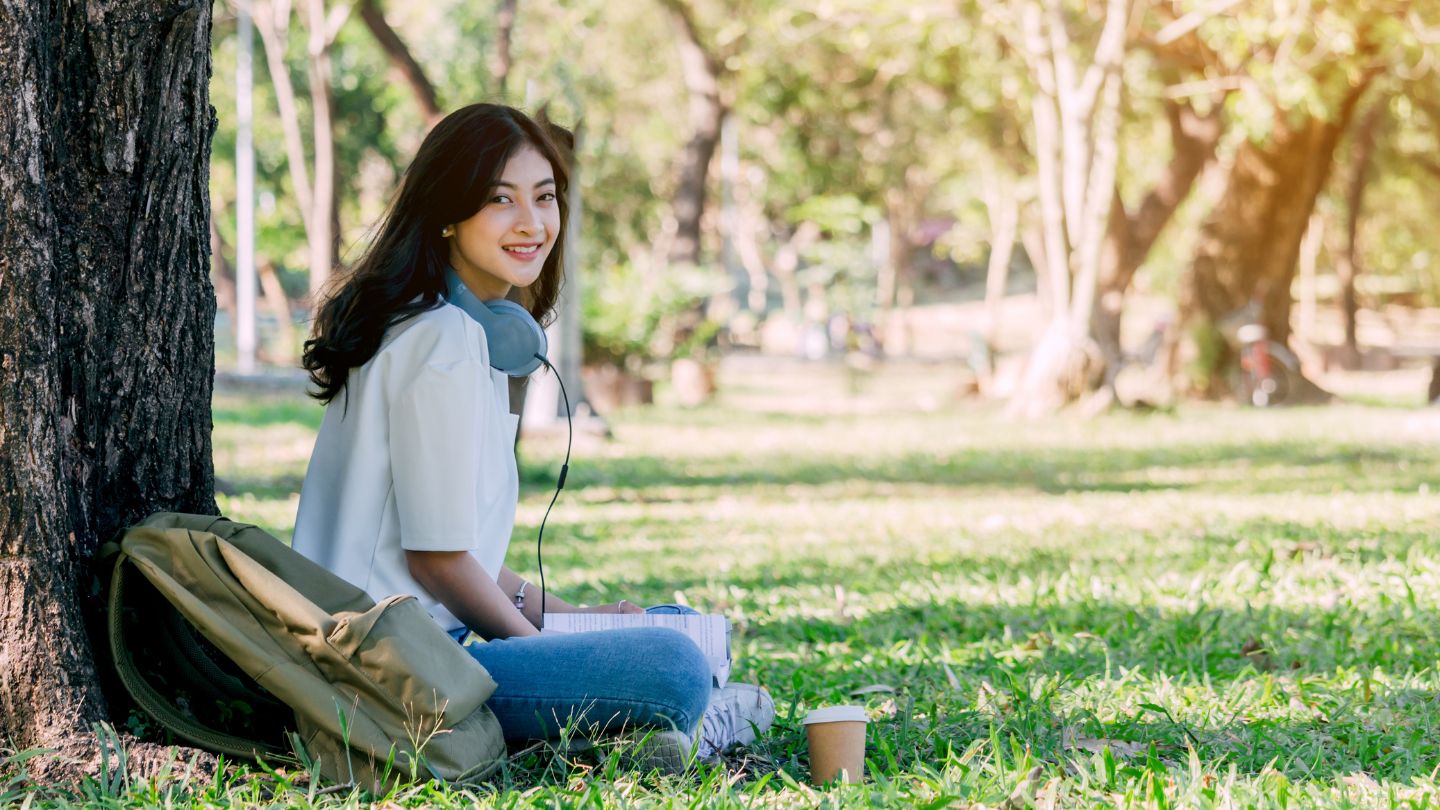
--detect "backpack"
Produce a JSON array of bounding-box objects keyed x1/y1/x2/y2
[{"x1": 102, "y1": 512, "x2": 506, "y2": 786}]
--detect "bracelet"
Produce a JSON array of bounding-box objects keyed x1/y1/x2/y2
[{"x1": 514, "y1": 581, "x2": 528, "y2": 610}]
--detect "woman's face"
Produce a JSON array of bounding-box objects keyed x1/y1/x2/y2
[{"x1": 447, "y1": 144, "x2": 561, "y2": 300}]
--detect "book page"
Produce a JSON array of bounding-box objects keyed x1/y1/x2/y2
[{"x1": 542, "y1": 613, "x2": 731, "y2": 686}]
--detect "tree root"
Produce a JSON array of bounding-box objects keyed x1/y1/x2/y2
[{"x1": 15, "y1": 731, "x2": 218, "y2": 790}]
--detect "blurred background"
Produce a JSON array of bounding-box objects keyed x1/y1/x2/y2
[{"x1": 208, "y1": 0, "x2": 1440, "y2": 422}]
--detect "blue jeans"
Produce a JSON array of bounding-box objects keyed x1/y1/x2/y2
[{"x1": 449, "y1": 605, "x2": 710, "y2": 742}]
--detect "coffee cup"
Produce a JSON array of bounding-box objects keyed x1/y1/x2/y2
[{"x1": 803, "y1": 705, "x2": 868, "y2": 785}]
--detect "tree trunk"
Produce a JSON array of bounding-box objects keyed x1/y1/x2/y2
[
  {"x1": 1091, "y1": 99, "x2": 1223, "y2": 394},
  {"x1": 881, "y1": 188, "x2": 916, "y2": 314},
  {"x1": 253, "y1": 0, "x2": 341, "y2": 301},
  {"x1": 1297, "y1": 212, "x2": 1322, "y2": 345},
  {"x1": 305, "y1": 0, "x2": 338, "y2": 297},
  {"x1": 493, "y1": 0, "x2": 519, "y2": 98},
  {"x1": 658, "y1": 0, "x2": 726, "y2": 268},
  {"x1": 1336, "y1": 98, "x2": 1385, "y2": 366},
  {"x1": 1183, "y1": 78, "x2": 1372, "y2": 397},
  {"x1": 258, "y1": 261, "x2": 298, "y2": 364},
  {"x1": 211, "y1": 214, "x2": 238, "y2": 348},
  {"x1": 773, "y1": 222, "x2": 819, "y2": 324},
  {"x1": 0, "y1": 0, "x2": 217, "y2": 772},
  {"x1": 253, "y1": 0, "x2": 316, "y2": 253},
  {"x1": 1009, "y1": 0, "x2": 1130, "y2": 417},
  {"x1": 981, "y1": 180, "x2": 1019, "y2": 351},
  {"x1": 732, "y1": 197, "x2": 772, "y2": 314}
]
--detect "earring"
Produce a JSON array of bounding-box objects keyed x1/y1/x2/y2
[{"x1": 441, "y1": 225, "x2": 455, "y2": 238}]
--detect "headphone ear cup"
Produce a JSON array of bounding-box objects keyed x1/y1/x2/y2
[{"x1": 478, "y1": 299, "x2": 547, "y2": 377}]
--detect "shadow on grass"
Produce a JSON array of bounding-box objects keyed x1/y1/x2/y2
[
  {"x1": 809, "y1": 687, "x2": 1440, "y2": 787},
  {"x1": 750, "y1": 597, "x2": 1440, "y2": 783},
  {"x1": 521, "y1": 440, "x2": 1437, "y2": 498},
  {"x1": 215, "y1": 474, "x2": 305, "y2": 499}
]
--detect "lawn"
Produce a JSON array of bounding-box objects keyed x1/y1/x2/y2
[{"x1": 73, "y1": 358, "x2": 1440, "y2": 806}]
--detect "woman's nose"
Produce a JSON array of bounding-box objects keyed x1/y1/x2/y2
[{"x1": 514, "y1": 203, "x2": 544, "y2": 234}]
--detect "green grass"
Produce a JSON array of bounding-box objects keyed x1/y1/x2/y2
[{"x1": 21, "y1": 361, "x2": 1440, "y2": 807}]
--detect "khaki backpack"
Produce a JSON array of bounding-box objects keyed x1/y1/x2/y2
[{"x1": 104, "y1": 513, "x2": 506, "y2": 786}]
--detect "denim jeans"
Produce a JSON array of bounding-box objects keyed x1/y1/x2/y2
[{"x1": 449, "y1": 605, "x2": 710, "y2": 742}]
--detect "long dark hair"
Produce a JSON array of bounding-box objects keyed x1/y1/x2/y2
[{"x1": 303, "y1": 104, "x2": 571, "y2": 403}]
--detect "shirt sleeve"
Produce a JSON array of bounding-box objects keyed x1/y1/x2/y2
[{"x1": 389, "y1": 358, "x2": 490, "y2": 551}]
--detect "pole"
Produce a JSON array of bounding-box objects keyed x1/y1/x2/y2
[{"x1": 236, "y1": 2, "x2": 258, "y2": 373}]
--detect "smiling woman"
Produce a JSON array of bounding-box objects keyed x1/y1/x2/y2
[
  {"x1": 302, "y1": 104, "x2": 570, "y2": 404},
  {"x1": 294, "y1": 103, "x2": 772, "y2": 771}
]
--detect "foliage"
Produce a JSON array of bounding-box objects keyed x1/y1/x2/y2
[
  {"x1": 581, "y1": 262, "x2": 729, "y2": 368},
  {"x1": 206, "y1": 0, "x2": 1440, "y2": 382}
]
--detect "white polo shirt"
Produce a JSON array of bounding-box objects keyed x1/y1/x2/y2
[{"x1": 292, "y1": 303, "x2": 519, "y2": 632}]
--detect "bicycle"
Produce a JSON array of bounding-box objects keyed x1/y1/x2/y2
[{"x1": 1233, "y1": 321, "x2": 1299, "y2": 407}]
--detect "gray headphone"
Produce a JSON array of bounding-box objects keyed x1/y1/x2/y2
[{"x1": 443, "y1": 267, "x2": 548, "y2": 377}]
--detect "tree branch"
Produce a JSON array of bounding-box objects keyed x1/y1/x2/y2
[
  {"x1": 357, "y1": 0, "x2": 442, "y2": 123},
  {"x1": 1154, "y1": 0, "x2": 1244, "y2": 45}
]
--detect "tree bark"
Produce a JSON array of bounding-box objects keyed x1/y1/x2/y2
[
  {"x1": 0, "y1": 0, "x2": 217, "y2": 770},
  {"x1": 1183, "y1": 76, "x2": 1373, "y2": 397},
  {"x1": 658, "y1": 0, "x2": 727, "y2": 268}
]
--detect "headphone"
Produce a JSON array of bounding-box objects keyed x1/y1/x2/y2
[
  {"x1": 443, "y1": 267, "x2": 549, "y2": 377},
  {"x1": 442, "y1": 265, "x2": 568, "y2": 624}
]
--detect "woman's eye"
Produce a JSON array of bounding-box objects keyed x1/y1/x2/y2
[
  {"x1": 491, "y1": 194, "x2": 512, "y2": 204},
  {"x1": 538, "y1": 192, "x2": 557, "y2": 202}
]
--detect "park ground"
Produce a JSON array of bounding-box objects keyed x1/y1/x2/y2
[{"x1": 40, "y1": 356, "x2": 1440, "y2": 807}]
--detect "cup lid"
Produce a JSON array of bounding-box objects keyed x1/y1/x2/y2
[{"x1": 803, "y1": 705, "x2": 869, "y2": 725}]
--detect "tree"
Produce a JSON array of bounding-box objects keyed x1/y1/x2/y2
[
  {"x1": 1006, "y1": 0, "x2": 1133, "y2": 416},
  {"x1": 1332, "y1": 98, "x2": 1387, "y2": 366},
  {"x1": 251, "y1": 0, "x2": 349, "y2": 298},
  {"x1": 0, "y1": 0, "x2": 217, "y2": 774},
  {"x1": 1179, "y1": 1, "x2": 1430, "y2": 397},
  {"x1": 656, "y1": 0, "x2": 736, "y2": 268},
  {"x1": 358, "y1": 0, "x2": 443, "y2": 124}
]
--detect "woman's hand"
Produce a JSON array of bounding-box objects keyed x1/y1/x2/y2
[{"x1": 580, "y1": 600, "x2": 645, "y2": 615}]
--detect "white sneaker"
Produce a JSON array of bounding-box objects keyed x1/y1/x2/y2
[
  {"x1": 565, "y1": 728, "x2": 697, "y2": 775},
  {"x1": 697, "y1": 683, "x2": 776, "y2": 758},
  {"x1": 625, "y1": 727, "x2": 697, "y2": 774}
]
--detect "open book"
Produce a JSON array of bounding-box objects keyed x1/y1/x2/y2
[{"x1": 542, "y1": 612, "x2": 732, "y2": 686}]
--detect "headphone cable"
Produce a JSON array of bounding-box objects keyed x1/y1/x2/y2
[{"x1": 532, "y1": 355, "x2": 572, "y2": 628}]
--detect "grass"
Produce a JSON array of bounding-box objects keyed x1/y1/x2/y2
[{"x1": 24, "y1": 358, "x2": 1440, "y2": 806}]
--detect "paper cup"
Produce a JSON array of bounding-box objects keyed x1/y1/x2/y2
[{"x1": 803, "y1": 705, "x2": 868, "y2": 785}]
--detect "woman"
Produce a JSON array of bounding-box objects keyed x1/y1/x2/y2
[{"x1": 293, "y1": 103, "x2": 771, "y2": 770}]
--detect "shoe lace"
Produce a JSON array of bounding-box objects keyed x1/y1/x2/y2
[{"x1": 697, "y1": 699, "x2": 741, "y2": 758}]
